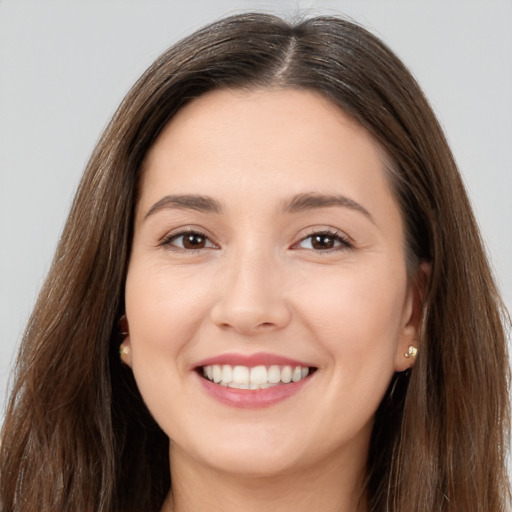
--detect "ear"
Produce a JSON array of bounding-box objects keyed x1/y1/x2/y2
[
  {"x1": 394, "y1": 262, "x2": 430, "y2": 372},
  {"x1": 119, "y1": 314, "x2": 133, "y2": 367}
]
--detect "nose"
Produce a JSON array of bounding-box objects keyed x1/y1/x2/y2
[{"x1": 210, "y1": 248, "x2": 292, "y2": 335}]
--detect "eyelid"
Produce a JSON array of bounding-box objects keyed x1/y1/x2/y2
[
  {"x1": 158, "y1": 226, "x2": 219, "y2": 251},
  {"x1": 291, "y1": 227, "x2": 353, "y2": 251}
]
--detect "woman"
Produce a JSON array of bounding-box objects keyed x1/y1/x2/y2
[{"x1": 0, "y1": 12, "x2": 509, "y2": 512}]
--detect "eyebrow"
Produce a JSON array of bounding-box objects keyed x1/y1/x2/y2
[
  {"x1": 281, "y1": 193, "x2": 374, "y2": 222},
  {"x1": 143, "y1": 192, "x2": 373, "y2": 222},
  {"x1": 144, "y1": 194, "x2": 222, "y2": 219}
]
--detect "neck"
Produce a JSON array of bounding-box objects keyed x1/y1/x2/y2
[{"x1": 162, "y1": 443, "x2": 368, "y2": 512}]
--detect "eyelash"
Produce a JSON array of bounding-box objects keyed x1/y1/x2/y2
[
  {"x1": 160, "y1": 227, "x2": 352, "y2": 254},
  {"x1": 293, "y1": 229, "x2": 352, "y2": 252},
  {"x1": 159, "y1": 229, "x2": 217, "y2": 252}
]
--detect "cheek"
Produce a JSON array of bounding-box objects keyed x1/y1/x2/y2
[
  {"x1": 295, "y1": 261, "x2": 407, "y2": 368},
  {"x1": 124, "y1": 261, "x2": 215, "y2": 364}
]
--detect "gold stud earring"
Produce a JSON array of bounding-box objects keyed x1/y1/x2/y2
[
  {"x1": 404, "y1": 345, "x2": 418, "y2": 359},
  {"x1": 119, "y1": 344, "x2": 130, "y2": 358}
]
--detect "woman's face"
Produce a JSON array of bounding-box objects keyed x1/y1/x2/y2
[{"x1": 124, "y1": 88, "x2": 422, "y2": 478}]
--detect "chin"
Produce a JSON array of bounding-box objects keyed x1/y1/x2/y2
[
  {"x1": 206, "y1": 450, "x2": 306, "y2": 479},
  {"x1": 172, "y1": 429, "x2": 311, "y2": 478}
]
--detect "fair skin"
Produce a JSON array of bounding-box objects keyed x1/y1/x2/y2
[{"x1": 122, "y1": 88, "x2": 424, "y2": 512}]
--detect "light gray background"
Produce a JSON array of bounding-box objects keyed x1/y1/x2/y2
[{"x1": 1, "y1": 0, "x2": 511, "y2": 416}]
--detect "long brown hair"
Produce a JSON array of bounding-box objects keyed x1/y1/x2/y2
[{"x1": 1, "y1": 12, "x2": 509, "y2": 512}]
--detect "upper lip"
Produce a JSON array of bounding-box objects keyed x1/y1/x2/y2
[{"x1": 194, "y1": 352, "x2": 315, "y2": 369}]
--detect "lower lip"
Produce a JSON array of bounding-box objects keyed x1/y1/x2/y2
[{"x1": 197, "y1": 374, "x2": 311, "y2": 409}]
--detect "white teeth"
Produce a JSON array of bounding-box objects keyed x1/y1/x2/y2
[
  {"x1": 268, "y1": 365, "x2": 281, "y2": 384},
  {"x1": 281, "y1": 366, "x2": 292, "y2": 383},
  {"x1": 201, "y1": 363, "x2": 312, "y2": 388},
  {"x1": 228, "y1": 382, "x2": 246, "y2": 389},
  {"x1": 292, "y1": 366, "x2": 302, "y2": 382},
  {"x1": 221, "y1": 365, "x2": 233, "y2": 383},
  {"x1": 232, "y1": 365, "x2": 249, "y2": 385},
  {"x1": 212, "y1": 365, "x2": 222, "y2": 383},
  {"x1": 250, "y1": 365, "x2": 267, "y2": 385}
]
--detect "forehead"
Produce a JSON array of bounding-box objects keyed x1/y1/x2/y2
[{"x1": 140, "y1": 87, "x2": 390, "y2": 195}]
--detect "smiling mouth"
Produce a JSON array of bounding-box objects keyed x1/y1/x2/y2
[{"x1": 199, "y1": 364, "x2": 316, "y2": 390}]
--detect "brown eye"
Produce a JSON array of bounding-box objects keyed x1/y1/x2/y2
[
  {"x1": 182, "y1": 233, "x2": 207, "y2": 249},
  {"x1": 163, "y1": 231, "x2": 215, "y2": 251},
  {"x1": 311, "y1": 234, "x2": 336, "y2": 250},
  {"x1": 295, "y1": 230, "x2": 351, "y2": 251}
]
